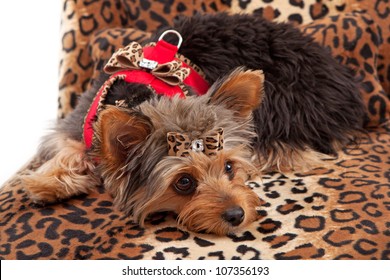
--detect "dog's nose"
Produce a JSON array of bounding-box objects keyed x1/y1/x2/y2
[{"x1": 222, "y1": 206, "x2": 245, "y2": 226}]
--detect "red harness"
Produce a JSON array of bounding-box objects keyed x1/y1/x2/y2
[{"x1": 83, "y1": 32, "x2": 210, "y2": 149}]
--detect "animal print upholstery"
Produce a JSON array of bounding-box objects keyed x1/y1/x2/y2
[
  {"x1": 1, "y1": 0, "x2": 389, "y2": 259},
  {"x1": 1, "y1": 126, "x2": 389, "y2": 259},
  {"x1": 59, "y1": 0, "x2": 231, "y2": 118},
  {"x1": 59, "y1": 0, "x2": 359, "y2": 119},
  {"x1": 301, "y1": 10, "x2": 390, "y2": 127},
  {"x1": 231, "y1": 0, "x2": 352, "y2": 25}
]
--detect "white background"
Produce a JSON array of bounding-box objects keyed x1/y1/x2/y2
[
  {"x1": 2, "y1": 260, "x2": 390, "y2": 279},
  {"x1": 0, "y1": 1, "x2": 61, "y2": 185}
]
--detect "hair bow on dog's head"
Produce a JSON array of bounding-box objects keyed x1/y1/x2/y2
[
  {"x1": 104, "y1": 42, "x2": 190, "y2": 86},
  {"x1": 167, "y1": 128, "x2": 224, "y2": 157}
]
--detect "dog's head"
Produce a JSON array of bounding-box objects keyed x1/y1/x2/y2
[{"x1": 93, "y1": 68, "x2": 265, "y2": 235}]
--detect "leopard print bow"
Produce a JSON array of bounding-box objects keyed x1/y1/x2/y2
[
  {"x1": 167, "y1": 128, "x2": 224, "y2": 157},
  {"x1": 104, "y1": 42, "x2": 190, "y2": 86}
]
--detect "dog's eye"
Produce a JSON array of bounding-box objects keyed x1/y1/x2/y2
[
  {"x1": 225, "y1": 161, "x2": 234, "y2": 180},
  {"x1": 225, "y1": 161, "x2": 234, "y2": 174},
  {"x1": 174, "y1": 174, "x2": 197, "y2": 195}
]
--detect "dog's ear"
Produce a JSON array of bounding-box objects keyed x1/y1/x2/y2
[
  {"x1": 208, "y1": 68, "x2": 265, "y2": 118},
  {"x1": 96, "y1": 106, "x2": 153, "y2": 163}
]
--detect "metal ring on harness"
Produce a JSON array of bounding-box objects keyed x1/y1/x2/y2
[{"x1": 158, "y1": 30, "x2": 183, "y2": 49}]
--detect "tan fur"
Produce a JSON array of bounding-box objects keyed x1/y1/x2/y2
[
  {"x1": 256, "y1": 144, "x2": 328, "y2": 172},
  {"x1": 130, "y1": 149, "x2": 261, "y2": 235},
  {"x1": 209, "y1": 68, "x2": 264, "y2": 118},
  {"x1": 93, "y1": 107, "x2": 153, "y2": 199},
  {"x1": 22, "y1": 68, "x2": 333, "y2": 235},
  {"x1": 97, "y1": 107, "x2": 152, "y2": 169},
  {"x1": 87, "y1": 70, "x2": 266, "y2": 235},
  {"x1": 176, "y1": 150, "x2": 261, "y2": 235},
  {"x1": 21, "y1": 134, "x2": 98, "y2": 203}
]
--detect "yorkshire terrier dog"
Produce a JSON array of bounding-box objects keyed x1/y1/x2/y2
[{"x1": 22, "y1": 13, "x2": 365, "y2": 235}]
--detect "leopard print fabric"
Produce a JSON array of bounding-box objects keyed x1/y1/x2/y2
[
  {"x1": 167, "y1": 132, "x2": 192, "y2": 157},
  {"x1": 88, "y1": 2, "x2": 390, "y2": 128},
  {"x1": 167, "y1": 128, "x2": 224, "y2": 157},
  {"x1": 301, "y1": 11, "x2": 390, "y2": 127},
  {"x1": 231, "y1": 0, "x2": 390, "y2": 99},
  {"x1": 59, "y1": 0, "x2": 231, "y2": 118},
  {"x1": 231, "y1": 0, "x2": 351, "y2": 25},
  {"x1": 59, "y1": 0, "x2": 357, "y2": 119},
  {"x1": 59, "y1": 0, "x2": 390, "y2": 119},
  {"x1": 1, "y1": 2, "x2": 390, "y2": 259},
  {"x1": 1, "y1": 126, "x2": 389, "y2": 259},
  {"x1": 350, "y1": 0, "x2": 390, "y2": 97}
]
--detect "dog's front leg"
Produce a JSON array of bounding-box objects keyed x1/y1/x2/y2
[{"x1": 21, "y1": 135, "x2": 98, "y2": 203}]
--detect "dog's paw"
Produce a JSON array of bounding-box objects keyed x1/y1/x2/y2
[{"x1": 21, "y1": 174, "x2": 62, "y2": 204}]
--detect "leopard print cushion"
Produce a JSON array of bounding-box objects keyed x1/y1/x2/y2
[
  {"x1": 59, "y1": 0, "x2": 390, "y2": 122},
  {"x1": 1, "y1": 1, "x2": 390, "y2": 259},
  {"x1": 59, "y1": 0, "x2": 231, "y2": 118},
  {"x1": 350, "y1": 0, "x2": 390, "y2": 98},
  {"x1": 58, "y1": 0, "x2": 345, "y2": 118},
  {"x1": 233, "y1": 0, "x2": 390, "y2": 109},
  {"x1": 1, "y1": 126, "x2": 389, "y2": 259},
  {"x1": 230, "y1": 0, "x2": 352, "y2": 25},
  {"x1": 301, "y1": 11, "x2": 390, "y2": 127}
]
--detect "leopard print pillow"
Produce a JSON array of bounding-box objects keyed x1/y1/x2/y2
[
  {"x1": 59, "y1": 0, "x2": 390, "y2": 121},
  {"x1": 58, "y1": 0, "x2": 231, "y2": 118},
  {"x1": 301, "y1": 11, "x2": 389, "y2": 127},
  {"x1": 231, "y1": 0, "x2": 351, "y2": 25}
]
